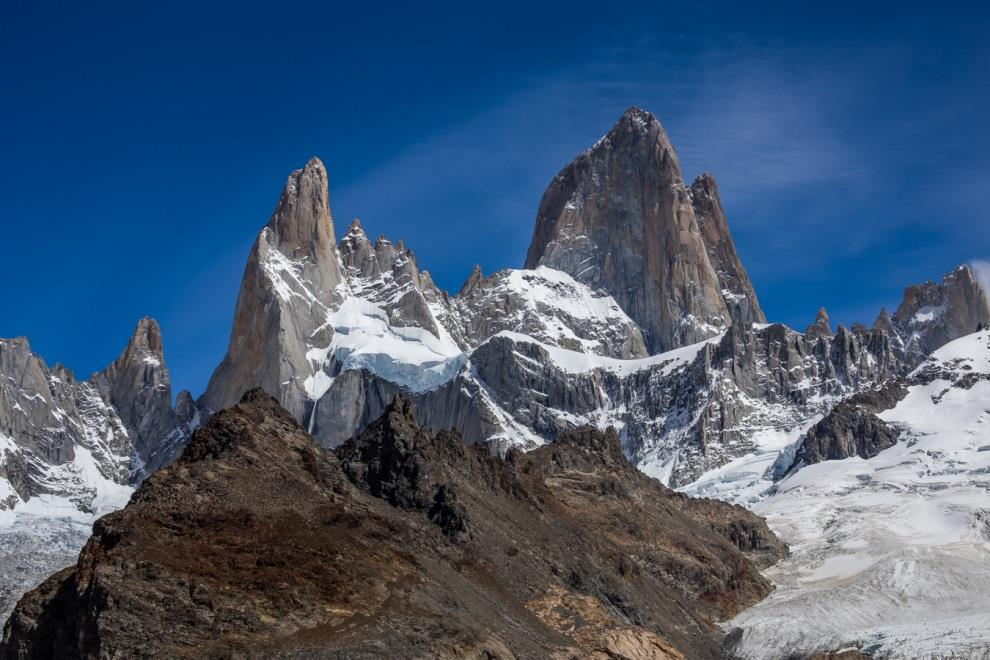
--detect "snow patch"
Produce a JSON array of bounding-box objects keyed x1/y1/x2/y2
[{"x1": 489, "y1": 330, "x2": 721, "y2": 377}]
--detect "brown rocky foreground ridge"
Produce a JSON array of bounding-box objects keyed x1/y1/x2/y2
[{"x1": 1, "y1": 390, "x2": 785, "y2": 659}]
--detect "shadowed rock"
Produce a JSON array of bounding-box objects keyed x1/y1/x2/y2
[{"x1": 1, "y1": 392, "x2": 785, "y2": 659}]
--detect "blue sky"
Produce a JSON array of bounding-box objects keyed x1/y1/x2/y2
[{"x1": 2, "y1": 1, "x2": 989, "y2": 397}]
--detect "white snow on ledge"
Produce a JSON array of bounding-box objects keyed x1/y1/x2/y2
[{"x1": 486, "y1": 330, "x2": 722, "y2": 377}]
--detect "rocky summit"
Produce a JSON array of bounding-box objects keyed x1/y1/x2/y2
[
  {"x1": 525, "y1": 107, "x2": 764, "y2": 353},
  {"x1": 1, "y1": 391, "x2": 784, "y2": 659},
  {"x1": 3, "y1": 106, "x2": 990, "y2": 658}
]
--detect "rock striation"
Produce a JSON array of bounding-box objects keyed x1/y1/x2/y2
[{"x1": 1, "y1": 391, "x2": 785, "y2": 659}]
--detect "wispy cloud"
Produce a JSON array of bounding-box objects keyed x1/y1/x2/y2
[
  {"x1": 972, "y1": 260, "x2": 990, "y2": 299},
  {"x1": 332, "y1": 40, "x2": 878, "y2": 289},
  {"x1": 331, "y1": 28, "x2": 989, "y2": 334}
]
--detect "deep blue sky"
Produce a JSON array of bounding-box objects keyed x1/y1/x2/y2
[{"x1": 3, "y1": 1, "x2": 990, "y2": 397}]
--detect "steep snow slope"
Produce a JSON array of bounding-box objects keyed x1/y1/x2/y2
[
  {"x1": 452, "y1": 266, "x2": 648, "y2": 358},
  {"x1": 699, "y1": 330, "x2": 990, "y2": 658}
]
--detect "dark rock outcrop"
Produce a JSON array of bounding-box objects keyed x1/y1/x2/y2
[
  {"x1": 1, "y1": 392, "x2": 785, "y2": 659},
  {"x1": 786, "y1": 380, "x2": 909, "y2": 473},
  {"x1": 792, "y1": 401, "x2": 900, "y2": 467}
]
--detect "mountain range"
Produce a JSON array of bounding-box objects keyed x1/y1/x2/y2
[{"x1": 2, "y1": 107, "x2": 989, "y2": 658}]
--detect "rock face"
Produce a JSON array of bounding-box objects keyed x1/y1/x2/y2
[
  {"x1": 689, "y1": 173, "x2": 765, "y2": 328},
  {"x1": 887, "y1": 264, "x2": 990, "y2": 367},
  {"x1": 337, "y1": 218, "x2": 460, "y2": 344},
  {"x1": 0, "y1": 318, "x2": 187, "y2": 505},
  {"x1": 0, "y1": 319, "x2": 192, "y2": 623},
  {"x1": 1, "y1": 391, "x2": 785, "y2": 659},
  {"x1": 524, "y1": 107, "x2": 760, "y2": 353},
  {"x1": 90, "y1": 318, "x2": 185, "y2": 478},
  {"x1": 200, "y1": 158, "x2": 345, "y2": 422},
  {"x1": 784, "y1": 379, "x2": 909, "y2": 474},
  {"x1": 804, "y1": 307, "x2": 833, "y2": 340}
]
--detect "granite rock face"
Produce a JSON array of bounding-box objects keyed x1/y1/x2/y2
[
  {"x1": 0, "y1": 319, "x2": 192, "y2": 623},
  {"x1": 200, "y1": 157, "x2": 345, "y2": 422},
  {"x1": 90, "y1": 318, "x2": 185, "y2": 478},
  {"x1": 0, "y1": 318, "x2": 187, "y2": 505},
  {"x1": 524, "y1": 107, "x2": 754, "y2": 353},
  {"x1": 887, "y1": 264, "x2": 990, "y2": 367},
  {"x1": 804, "y1": 307, "x2": 833, "y2": 340},
  {"x1": 689, "y1": 172, "x2": 766, "y2": 328},
  {"x1": 1, "y1": 391, "x2": 785, "y2": 659}
]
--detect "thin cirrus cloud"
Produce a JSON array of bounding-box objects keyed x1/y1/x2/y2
[
  {"x1": 332, "y1": 32, "x2": 988, "y2": 331},
  {"x1": 972, "y1": 260, "x2": 990, "y2": 301},
  {"x1": 331, "y1": 45, "x2": 873, "y2": 293}
]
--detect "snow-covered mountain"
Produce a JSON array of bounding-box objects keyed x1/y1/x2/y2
[
  {"x1": 3, "y1": 106, "x2": 990, "y2": 656},
  {"x1": 710, "y1": 330, "x2": 990, "y2": 658},
  {"x1": 0, "y1": 319, "x2": 194, "y2": 620}
]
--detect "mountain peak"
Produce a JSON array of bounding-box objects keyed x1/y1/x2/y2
[
  {"x1": 584, "y1": 106, "x2": 671, "y2": 159},
  {"x1": 805, "y1": 307, "x2": 833, "y2": 339},
  {"x1": 617, "y1": 105, "x2": 661, "y2": 131},
  {"x1": 691, "y1": 171, "x2": 717, "y2": 191},
  {"x1": 689, "y1": 171, "x2": 766, "y2": 326},
  {"x1": 524, "y1": 107, "x2": 756, "y2": 353},
  {"x1": 891, "y1": 263, "x2": 990, "y2": 365},
  {"x1": 266, "y1": 156, "x2": 339, "y2": 268},
  {"x1": 126, "y1": 317, "x2": 163, "y2": 356},
  {"x1": 456, "y1": 263, "x2": 486, "y2": 296},
  {"x1": 201, "y1": 158, "x2": 345, "y2": 418}
]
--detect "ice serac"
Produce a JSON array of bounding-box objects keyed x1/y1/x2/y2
[
  {"x1": 201, "y1": 157, "x2": 344, "y2": 421},
  {"x1": 524, "y1": 106, "x2": 746, "y2": 353},
  {"x1": 689, "y1": 172, "x2": 766, "y2": 327},
  {"x1": 888, "y1": 264, "x2": 990, "y2": 366}
]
